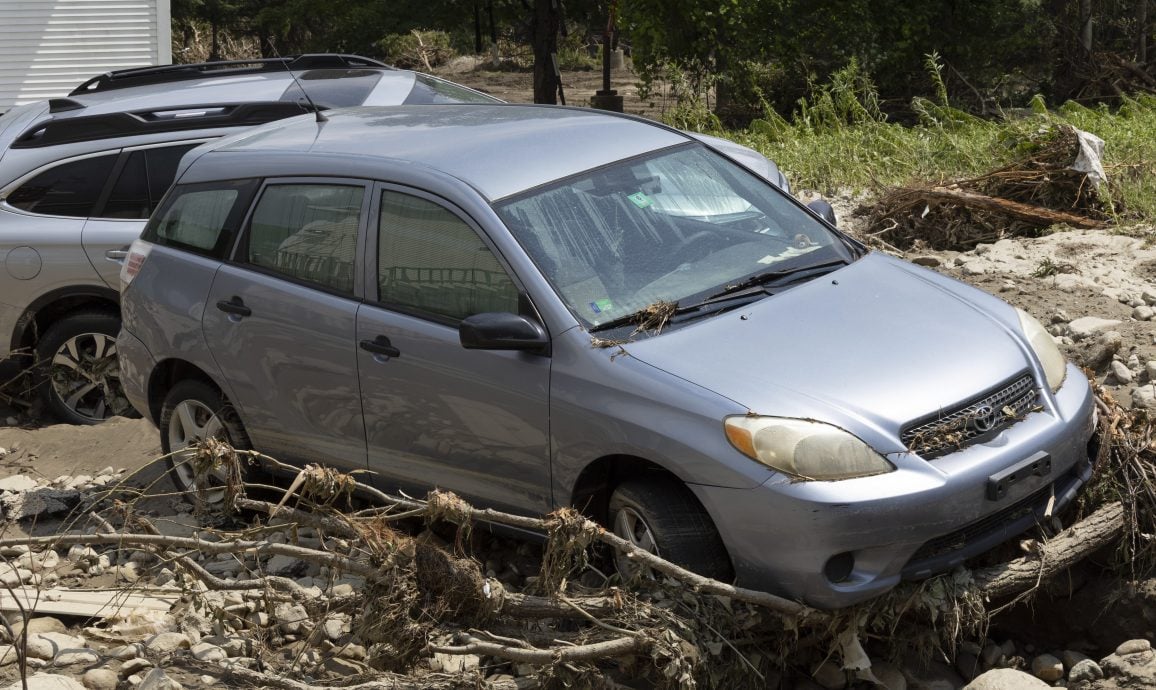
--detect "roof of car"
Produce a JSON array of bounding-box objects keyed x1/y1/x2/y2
[{"x1": 199, "y1": 105, "x2": 692, "y2": 200}]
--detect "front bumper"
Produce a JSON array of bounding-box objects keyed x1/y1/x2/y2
[
  {"x1": 692, "y1": 364, "x2": 1096, "y2": 609},
  {"x1": 116, "y1": 327, "x2": 156, "y2": 424}
]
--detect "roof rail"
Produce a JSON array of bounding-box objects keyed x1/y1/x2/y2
[
  {"x1": 11, "y1": 101, "x2": 323, "y2": 149},
  {"x1": 68, "y1": 54, "x2": 391, "y2": 96}
]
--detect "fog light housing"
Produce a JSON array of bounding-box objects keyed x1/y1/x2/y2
[{"x1": 824, "y1": 552, "x2": 855, "y2": 583}]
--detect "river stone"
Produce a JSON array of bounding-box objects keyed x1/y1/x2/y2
[
  {"x1": 1069, "y1": 659, "x2": 1104, "y2": 682},
  {"x1": 2, "y1": 674, "x2": 86, "y2": 690},
  {"x1": 1030, "y1": 653, "x2": 1063, "y2": 682},
  {"x1": 1116, "y1": 639, "x2": 1152, "y2": 656},
  {"x1": 1069, "y1": 316, "x2": 1123, "y2": 339},
  {"x1": 963, "y1": 668, "x2": 1050, "y2": 689}
]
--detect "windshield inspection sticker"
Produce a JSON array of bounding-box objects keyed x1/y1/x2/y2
[
  {"x1": 589, "y1": 298, "x2": 614, "y2": 314},
  {"x1": 627, "y1": 192, "x2": 653, "y2": 209}
]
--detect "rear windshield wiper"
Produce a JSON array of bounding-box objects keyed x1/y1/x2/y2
[{"x1": 703, "y1": 259, "x2": 848, "y2": 302}]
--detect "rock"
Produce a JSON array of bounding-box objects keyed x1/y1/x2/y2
[
  {"x1": 190, "y1": 642, "x2": 225, "y2": 663},
  {"x1": 137, "y1": 668, "x2": 182, "y2": 690},
  {"x1": 872, "y1": 662, "x2": 906, "y2": 690},
  {"x1": 54, "y1": 649, "x2": 101, "y2": 666},
  {"x1": 1112, "y1": 360, "x2": 1134, "y2": 383},
  {"x1": 1143, "y1": 287, "x2": 1156, "y2": 306},
  {"x1": 323, "y1": 617, "x2": 346, "y2": 641},
  {"x1": 275, "y1": 602, "x2": 308, "y2": 635},
  {"x1": 111, "y1": 644, "x2": 142, "y2": 660},
  {"x1": 1116, "y1": 638, "x2": 1152, "y2": 656},
  {"x1": 1029, "y1": 653, "x2": 1063, "y2": 681},
  {"x1": 1135, "y1": 305, "x2": 1155, "y2": 321},
  {"x1": 1082, "y1": 330, "x2": 1124, "y2": 368},
  {"x1": 962, "y1": 668, "x2": 1050, "y2": 689},
  {"x1": 119, "y1": 658, "x2": 152, "y2": 676},
  {"x1": 81, "y1": 669, "x2": 118, "y2": 690},
  {"x1": 811, "y1": 660, "x2": 846, "y2": 690},
  {"x1": 0, "y1": 475, "x2": 38, "y2": 492},
  {"x1": 339, "y1": 644, "x2": 367, "y2": 661},
  {"x1": 265, "y1": 554, "x2": 307, "y2": 577},
  {"x1": 144, "y1": 632, "x2": 190, "y2": 654},
  {"x1": 911, "y1": 256, "x2": 941, "y2": 267},
  {"x1": 2, "y1": 674, "x2": 86, "y2": 690},
  {"x1": 1069, "y1": 317, "x2": 1123, "y2": 339},
  {"x1": 961, "y1": 262, "x2": 987, "y2": 276},
  {"x1": 1, "y1": 488, "x2": 81, "y2": 520},
  {"x1": 25, "y1": 633, "x2": 85, "y2": 661},
  {"x1": 980, "y1": 644, "x2": 1002, "y2": 669},
  {"x1": 956, "y1": 651, "x2": 981, "y2": 680},
  {"x1": 1060, "y1": 649, "x2": 1090, "y2": 669},
  {"x1": 1134, "y1": 385, "x2": 1156, "y2": 412},
  {"x1": 323, "y1": 657, "x2": 363, "y2": 675},
  {"x1": 12, "y1": 616, "x2": 67, "y2": 638},
  {"x1": 0, "y1": 645, "x2": 16, "y2": 665},
  {"x1": 1069, "y1": 658, "x2": 1103, "y2": 682}
]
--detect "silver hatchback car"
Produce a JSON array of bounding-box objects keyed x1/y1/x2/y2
[{"x1": 117, "y1": 105, "x2": 1095, "y2": 608}]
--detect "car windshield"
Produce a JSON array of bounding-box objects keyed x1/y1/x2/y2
[{"x1": 494, "y1": 144, "x2": 854, "y2": 328}]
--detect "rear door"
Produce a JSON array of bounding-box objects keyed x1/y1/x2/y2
[
  {"x1": 201, "y1": 178, "x2": 371, "y2": 473},
  {"x1": 355, "y1": 185, "x2": 551, "y2": 515},
  {"x1": 82, "y1": 142, "x2": 205, "y2": 287}
]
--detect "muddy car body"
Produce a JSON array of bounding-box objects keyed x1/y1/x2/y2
[{"x1": 117, "y1": 105, "x2": 1096, "y2": 608}]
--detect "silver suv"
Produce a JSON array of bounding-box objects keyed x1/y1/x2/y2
[
  {"x1": 0, "y1": 55, "x2": 497, "y2": 423},
  {"x1": 118, "y1": 105, "x2": 1093, "y2": 608}
]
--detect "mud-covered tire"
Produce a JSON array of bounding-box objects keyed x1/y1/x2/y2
[
  {"x1": 35, "y1": 311, "x2": 137, "y2": 425},
  {"x1": 159, "y1": 379, "x2": 252, "y2": 500},
  {"x1": 608, "y1": 477, "x2": 733, "y2": 581}
]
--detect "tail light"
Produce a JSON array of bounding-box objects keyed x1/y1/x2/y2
[{"x1": 119, "y1": 239, "x2": 153, "y2": 290}]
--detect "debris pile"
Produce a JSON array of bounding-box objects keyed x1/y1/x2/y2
[
  {"x1": 865, "y1": 124, "x2": 1114, "y2": 251},
  {"x1": 0, "y1": 406, "x2": 1151, "y2": 688}
]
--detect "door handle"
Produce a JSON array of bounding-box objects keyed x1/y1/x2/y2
[
  {"x1": 216, "y1": 297, "x2": 252, "y2": 318},
  {"x1": 105, "y1": 247, "x2": 129, "y2": 263},
  {"x1": 359, "y1": 335, "x2": 400, "y2": 358}
]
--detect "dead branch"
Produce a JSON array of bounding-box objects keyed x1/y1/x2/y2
[
  {"x1": 973, "y1": 501, "x2": 1125, "y2": 599},
  {"x1": 428, "y1": 632, "x2": 644, "y2": 664},
  {"x1": 921, "y1": 187, "x2": 1107, "y2": 229},
  {"x1": 191, "y1": 661, "x2": 534, "y2": 689}
]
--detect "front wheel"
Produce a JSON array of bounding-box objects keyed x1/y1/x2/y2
[
  {"x1": 608, "y1": 477, "x2": 733, "y2": 582},
  {"x1": 159, "y1": 380, "x2": 252, "y2": 503},
  {"x1": 35, "y1": 311, "x2": 138, "y2": 425}
]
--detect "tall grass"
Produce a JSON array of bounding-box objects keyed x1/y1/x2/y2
[{"x1": 694, "y1": 62, "x2": 1156, "y2": 222}]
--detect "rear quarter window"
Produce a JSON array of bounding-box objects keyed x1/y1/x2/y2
[
  {"x1": 6, "y1": 154, "x2": 117, "y2": 217},
  {"x1": 142, "y1": 179, "x2": 258, "y2": 258}
]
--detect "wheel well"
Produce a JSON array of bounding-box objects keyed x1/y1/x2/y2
[
  {"x1": 570, "y1": 455, "x2": 689, "y2": 525},
  {"x1": 147, "y1": 359, "x2": 220, "y2": 425},
  {"x1": 16, "y1": 295, "x2": 119, "y2": 353}
]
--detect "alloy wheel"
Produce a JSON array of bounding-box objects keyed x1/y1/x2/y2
[
  {"x1": 49, "y1": 332, "x2": 132, "y2": 422},
  {"x1": 612, "y1": 505, "x2": 660, "y2": 578},
  {"x1": 166, "y1": 399, "x2": 229, "y2": 501}
]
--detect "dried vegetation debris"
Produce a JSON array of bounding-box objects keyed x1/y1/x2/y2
[
  {"x1": 0, "y1": 402, "x2": 1150, "y2": 688},
  {"x1": 864, "y1": 124, "x2": 1117, "y2": 251}
]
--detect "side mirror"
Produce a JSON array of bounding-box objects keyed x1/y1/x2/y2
[
  {"x1": 460, "y1": 312, "x2": 549, "y2": 351},
  {"x1": 806, "y1": 198, "x2": 838, "y2": 227}
]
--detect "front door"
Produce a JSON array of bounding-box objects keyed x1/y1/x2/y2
[
  {"x1": 201, "y1": 179, "x2": 371, "y2": 473},
  {"x1": 356, "y1": 187, "x2": 551, "y2": 515}
]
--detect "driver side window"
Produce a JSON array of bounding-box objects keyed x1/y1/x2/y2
[{"x1": 376, "y1": 191, "x2": 518, "y2": 321}]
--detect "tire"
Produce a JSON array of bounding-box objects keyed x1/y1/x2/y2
[
  {"x1": 35, "y1": 311, "x2": 138, "y2": 425},
  {"x1": 608, "y1": 477, "x2": 734, "y2": 582},
  {"x1": 159, "y1": 379, "x2": 252, "y2": 502}
]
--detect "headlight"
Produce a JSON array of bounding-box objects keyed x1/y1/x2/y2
[
  {"x1": 1016, "y1": 308, "x2": 1066, "y2": 392},
  {"x1": 724, "y1": 416, "x2": 894, "y2": 481}
]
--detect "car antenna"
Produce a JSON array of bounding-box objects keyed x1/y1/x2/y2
[{"x1": 267, "y1": 40, "x2": 327, "y2": 123}]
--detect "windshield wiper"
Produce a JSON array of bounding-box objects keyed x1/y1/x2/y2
[{"x1": 703, "y1": 259, "x2": 848, "y2": 302}]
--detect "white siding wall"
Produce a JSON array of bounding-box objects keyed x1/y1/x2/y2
[{"x1": 0, "y1": 0, "x2": 171, "y2": 110}]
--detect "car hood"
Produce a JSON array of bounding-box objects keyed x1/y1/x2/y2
[{"x1": 623, "y1": 253, "x2": 1034, "y2": 451}]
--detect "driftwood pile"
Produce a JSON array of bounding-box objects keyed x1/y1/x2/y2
[
  {"x1": 0, "y1": 390, "x2": 1150, "y2": 688},
  {"x1": 865, "y1": 124, "x2": 1114, "y2": 251}
]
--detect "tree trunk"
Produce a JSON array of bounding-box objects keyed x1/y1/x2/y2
[
  {"x1": 474, "y1": 0, "x2": 483, "y2": 55},
  {"x1": 1140, "y1": 0, "x2": 1149, "y2": 64},
  {"x1": 1080, "y1": 0, "x2": 1093, "y2": 54},
  {"x1": 532, "y1": 0, "x2": 560, "y2": 104}
]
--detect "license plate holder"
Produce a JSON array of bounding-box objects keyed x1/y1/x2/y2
[{"x1": 987, "y1": 451, "x2": 1051, "y2": 501}]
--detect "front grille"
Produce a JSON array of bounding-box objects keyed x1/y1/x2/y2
[{"x1": 900, "y1": 373, "x2": 1040, "y2": 459}]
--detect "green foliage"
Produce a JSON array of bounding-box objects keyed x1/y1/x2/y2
[{"x1": 732, "y1": 77, "x2": 1156, "y2": 222}]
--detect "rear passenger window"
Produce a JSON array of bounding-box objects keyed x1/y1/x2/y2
[
  {"x1": 6, "y1": 154, "x2": 117, "y2": 217},
  {"x1": 101, "y1": 144, "x2": 199, "y2": 219},
  {"x1": 142, "y1": 179, "x2": 256, "y2": 257},
  {"x1": 245, "y1": 184, "x2": 365, "y2": 294},
  {"x1": 377, "y1": 191, "x2": 518, "y2": 321}
]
